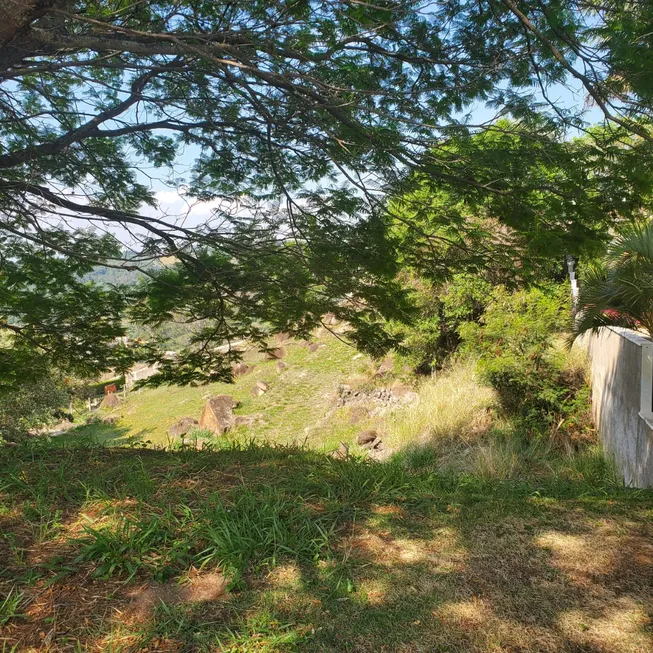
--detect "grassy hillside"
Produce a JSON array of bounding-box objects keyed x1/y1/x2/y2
[
  {"x1": 71, "y1": 331, "x2": 501, "y2": 457},
  {"x1": 64, "y1": 333, "x2": 606, "y2": 481},
  {"x1": 3, "y1": 335, "x2": 653, "y2": 652},
  {"x1": 71, "y1": 333, "x2": 378, "y2": 450}
]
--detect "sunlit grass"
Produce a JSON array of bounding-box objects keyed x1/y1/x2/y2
[
  {"x1": 63, "y1": 333, "x2": 371, "y2": 448},
  {"x1": 383, "y1": 358, "x2": 496, "y2": 450},
  {"x1": 4, "y1": 333, "x2": 650, "y2": 651},
  {"x1": 1, "y1": 436, "x2": 651, "y2": 651}
]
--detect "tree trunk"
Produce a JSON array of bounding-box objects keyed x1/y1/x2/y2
[{"x1": 0, "y1": 0, "x2": 66, "y2": 73}]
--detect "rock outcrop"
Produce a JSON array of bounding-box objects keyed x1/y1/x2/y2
[
  {"x1": 100, "y1": 393, "x2": 120, "y2": 409},
  {"x1": 265, "y1": 347, "x2": 286, "y2": 360},
  {"x1": 231, "y1": 362, "x2": 251, "y2": 377},
  {"x1": 250, "y1": 380, "x2": 269, "y2": 397},
  {"x1": 355, "y1": 429, "x2": 392, "y2": 461},
  {"x1": 168, "y1": 417, "x2": 199, "y2": 438},
  {"x1": 336, "y1": 383, "x2": 418, "y2": 416},
  {"x1": 199, "y1": 395, "x2": 234, "y2": 434},
  {"x1": 357, "y1": 430, "x2": 378, "y2": 446}
]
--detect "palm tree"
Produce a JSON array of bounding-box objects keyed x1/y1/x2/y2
[{"x1": 573, "y1": 220, "x2": 653, "y2": 338}]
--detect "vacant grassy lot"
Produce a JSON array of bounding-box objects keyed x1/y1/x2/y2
[
  {"x1": 3, "y1": 338, "x2": 652, "y2": 651},
  {"x1": 1, "y1": 437, "x2": 653, "y2": 653}
]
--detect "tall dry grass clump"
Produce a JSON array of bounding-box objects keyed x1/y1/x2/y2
[{"x1": 384, "y1": 360, "x2": 496, "y2": 464}]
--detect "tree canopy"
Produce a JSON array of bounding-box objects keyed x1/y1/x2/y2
[
  {"x1": 389, "y1": 121, "x2": 653, "y2": 284},
  {"x1": 1, "y1": 0, "x2": 653, "y2": 386}
]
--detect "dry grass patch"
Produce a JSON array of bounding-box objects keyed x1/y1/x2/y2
[{"x1": 383, "y1": 359, "x2": 496, "y2": 450}]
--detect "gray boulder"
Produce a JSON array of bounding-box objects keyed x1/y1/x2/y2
[{"x1": 168, "y1": 417, "x2": 199, "y2": 438}]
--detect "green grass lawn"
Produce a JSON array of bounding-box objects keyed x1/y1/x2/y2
[{"x1": 1, "y1": 440, "x2": 652, "y2": 652}]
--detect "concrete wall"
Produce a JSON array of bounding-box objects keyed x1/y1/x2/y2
[
  {"x1": 124, "y1": 362, "x2": 160, "y2": 389},
  {"x1": 586, "y1": 327, "x2": 653, "y2": 487}
]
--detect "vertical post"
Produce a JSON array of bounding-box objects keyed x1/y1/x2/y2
[
  {"x1": 640, "y1": 341, "x2": 653, "y2": 422},
  {"x1": 566, "y1": 254, "x2": 579, "y2": 308}
]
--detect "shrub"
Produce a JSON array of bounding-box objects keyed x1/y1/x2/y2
[
  {"x1": 460, "y1": 284, "x2": 589, "y2": 435},
  {"x1": 397, "y1": 273, "x2": 492, "y2": 373},
  {"x1": 0, "y1": 375, "x2": 69, "y2": 441},
  {"x1": 573, "y1": 220, "x2": 653, "y2": 338}
]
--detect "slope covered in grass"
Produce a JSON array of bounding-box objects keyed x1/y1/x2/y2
[
  {"x1": 1, "y1": 440, "x2": 652, "y2": 652},
  {"x1": 69, "y1": 333, "x2": 503, "y2": 457},
  {"x1": 4, "y1": 335, "x2": 649, "y2": 651},
  {"x1": 70, "y1": 333, "x2": 375, "y2": 450}
]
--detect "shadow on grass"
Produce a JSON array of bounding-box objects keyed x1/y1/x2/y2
[
  {"x1": 1, "y1": 440, "x2": 653, "y2": 651},
  {"x1": 52, "y1": 421, "x2": 156, "y2": 448}
]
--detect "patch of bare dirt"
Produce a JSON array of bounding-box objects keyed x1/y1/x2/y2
[{"x1": 125, "y1": 571, "x2": 228, "y2": 624}]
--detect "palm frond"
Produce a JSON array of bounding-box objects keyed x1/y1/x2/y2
[{"x1": 573, "y1": 219, "x2": 653, "y2": 339}]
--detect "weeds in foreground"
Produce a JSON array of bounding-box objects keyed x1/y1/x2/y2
[
  {"x1": 196, "y1": 489, "x2": 333, "y2": 587},
  {"x1": 1, "y1": 438, "x2": 651, "y2": 652},
  {"x1": 74, "y1": 513, "x2": 192, "y2": 582},
  {"x1": 0, "y1": 588, "x2": 25, "y2": 627}
]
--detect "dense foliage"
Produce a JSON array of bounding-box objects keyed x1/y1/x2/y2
[
  {"x1": 461, "y1": 284, "x2": 590, "y2": 435},
  {"x1": 573, "y1": 220, "x2": 653, "y2": 337},
  {"x1": 390, "y1": 121, "x2": 653, "y2": 284},
  {"x1": 393, "y1": 273, "x2": 492, "y2": 373},
  {"x1": 0, "y1": 372, "x2": 68, "y2": 440},
  {"x1": 0, "y1": 234, "x2": 128, "y2": 388},
  {"x1": 2, "y1": 1, "x2": 653, "y2": 386}
]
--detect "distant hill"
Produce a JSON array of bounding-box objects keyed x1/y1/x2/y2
[
  {"x1": 82, "y1": 265, "x2": 145, "y2": 286},
  {"x1": 83, "y1": 254, "x2": 163, "y2": 287}
]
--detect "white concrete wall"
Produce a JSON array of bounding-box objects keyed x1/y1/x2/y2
[
  {"x1": 585, "y1": 327, "x2": 653, "y2": 487},
  {"x1": 124, "y1": 362, "x2": 159, "y2": 389}
]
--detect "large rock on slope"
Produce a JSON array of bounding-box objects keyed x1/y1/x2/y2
[
  {"x1": 199, "y1": 395, "x2": 234, "y2": 434},
  {"x1": 357, "y1": 430, "x2": 379, "y2": 446},
  {"x1": 250, "y1": 380, "x2": 269, "y2": 397},
  {"x1": 374, "y1": 357, "x2": 394, "y2": 377},
  {"x1": 168, "y1": 417, "x2": 199, "y2": 438},
  {"x1": 100, "y1": 393, "x2": 121, "y2": 409},
  {"x1": 231, "y1": 362, "x2": 251, "y2": 377},
  {"x1": 265, "y1": 347, "x2": 286, "y2": 360}
]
